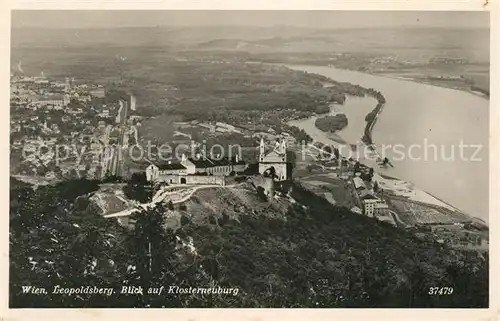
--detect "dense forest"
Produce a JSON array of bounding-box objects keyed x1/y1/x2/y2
[{"x1": 10, "y1": 177, "x2": 488, "y2": 308}]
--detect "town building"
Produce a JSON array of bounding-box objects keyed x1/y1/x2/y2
[
  {"x1": 198, "y1": 121, "x2": 243, "y2": 134},
  {"x1": 32, "y1": 78, "x2": 51, "y2": 90},
  {"x1": 374, "y1": 202, "x2": 390, "y2": 216},
  {"x1": 215, "y1": 122, "x2": 242, "y2": 133},
  {"x1": 181, "y1": 153, "x2": 244, "y2": 176},
  {"x1": 198, "y1": 122, "x2": 216, "y2": 133},
  {"x1": 141, "y1": 137, "x2": 291, "y2": 186},
  {"x1": 90, "y1": 86, "x2": 106, "y2": 98},
  {"x1": 353, "y1": 176, "x2": 366, "y2": 191},
  {"x1": 363, "y1": 198, "x2": 390, "y2": 217},
  {"x1": 145, "y1": 153, "x2": 247, "y2": 185},
  {"x1": 350, "y1": 206, "x2": 363, "y2": 215},
  {"x1": 116, "y1": 99, "x2": 129, "y2": 125},
  {"x1": 32, "y1": 94, "x2": 70, "y2": 107},
  {"x1": 99, "y1": 109, "x2": 111, "y2": 118},
  {"x1": 130, "y1": 95, "x2": 136, "y2": 111},
  {"x1": 158, "y1": 161, "x2": 189, "y2": 176},
  {"x1": 363, "y1": 199, "x2": 379, "y2": 217},
  {"x1": 64, "y1": 77, "x2": 71, "y2": 92}
]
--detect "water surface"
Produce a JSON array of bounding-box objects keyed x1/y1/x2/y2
[{"x1": 288, "y1": 65, "x2": 489, "y2": 223}]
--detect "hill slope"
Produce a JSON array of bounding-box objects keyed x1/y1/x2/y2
[{"x1": 9, "y1": 178, "x2": 488, "y2": 308}]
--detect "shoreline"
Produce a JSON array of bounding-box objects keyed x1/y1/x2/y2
[
  {"x1": 375, "y1": 73, "x2": 490, "y2": 100},
  {"x1": 283, "y1": 62, "x2": 489, "y2": 101},
  {"x1": 321, "y1": 62, "x2": 490, "y2": 100}
]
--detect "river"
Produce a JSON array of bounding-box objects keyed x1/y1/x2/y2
[{"x1": 287, "y1": 65, "x2": 489, "y2": 223}]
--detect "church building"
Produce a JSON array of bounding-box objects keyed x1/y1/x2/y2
[{"x1": 258, "y1": 138, "x2": 290, "y2": 181}]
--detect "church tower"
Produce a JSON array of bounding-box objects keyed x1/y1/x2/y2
[
  {"x1": 281, "y1": 139, "x2": 287, "y2": 160},
  {"x1": 181, "y1": 153, "x2": 188, "y2": 164},
  {"x1": 259, "y1": 138, "x2": 265, "y2": 162},
  {"x1": 258, "y1": 136, "x2": 290, "y2": 181}
]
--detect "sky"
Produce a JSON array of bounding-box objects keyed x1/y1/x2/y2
[{"x1": 12, "y1": 10, "x2": 490, "y2": 29}]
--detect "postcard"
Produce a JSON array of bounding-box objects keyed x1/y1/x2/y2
[{"x1": 1, "y1": 3, "x2": 498, "y2": 321}]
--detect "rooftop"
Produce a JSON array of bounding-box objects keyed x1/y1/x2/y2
[
  {"x1": 353, "y1": 177, "x2": 366, "y2": 190},
  {"x1": 35, "y1": 94, "x2": 64, "y2": 101},
  {"x1": 157, "y1": 162, "x2": 187, "y2": 171},
  {"x1": 360, "y1": 191, "x2": 377, "y2": 200},
  {"x1": 188, "y1": 156, "x2": 246, "y2": 168}
]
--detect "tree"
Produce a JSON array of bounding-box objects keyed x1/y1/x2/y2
[
  {"x1": 124, "y1": 205, "x2": 180, "y2": 307},
  {"x1": 264, "y1": 166, "x2": 277, "y2": 179},
  {"x1": 9, "y1": 178, "x2": 127, "y2": 308},
  {"x1": 123, "y1": 173, "x2": 152, "y2": 203},
  {"x1": 256, "y1": 186, "x2": 268, "y2": 201},
  {"x1": 320, "y1": 145, "x2": 333, "y2": 161},
  {"x1": 102, "y1": 173, "x2": 123, "y2": 183},
  {"x1": 333, "y1": 147, "x2": 340, "y2": 160},
  {"x1": 315, "y1": 105, "x2": 330, "y2": 114},
  {"x1": 9, "y1": 173, "x2": 489, "y2": 308},
  {"x1": 368, "y1": 168, "x2": 374, "y2": 181},
  {"x1": 353, "y1": 161, "x2": 361, "y2": 173},
  {"x1": 180, "y1": 215, "x2": 191, "y2": 226},
  {"x1": 315, "y1": 115, "x2": 348, "y2": 133},
  {"x1": 56, "y1": 179, "x2": 100, "y2": 201}
]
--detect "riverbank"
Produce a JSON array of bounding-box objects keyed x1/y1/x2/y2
[
  {"x1": 315, "y1": 114, "x2": 348, "y2": 133},
  {"x1": 373, "y1": 172, "x2": 459, "y2": 213},
  {"x1": 321, "y1": 63, "x2": 489, "y2": 100},
  {"x1": 310, "y1": 103, "x2": 349, "y2": 145},
  {"x1": 289, "y1": 111, "x2": 466, "y2": 217},
  {"x1": 361, "y1": 100, "x2": 385, "y2": 146},
  {"x1": 285, "y1": 64, "x2": 489, "y2": 224},
  {"x1": 313, "y1": 70, "x2": 387, "y2": 146},
  {"x1": 374, "y1": 72, "x2": 490, "y2": 100}
]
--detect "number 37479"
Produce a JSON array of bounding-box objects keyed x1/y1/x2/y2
[{"x1": 428, "y1": 287, "x2": 454, "y2": 295}]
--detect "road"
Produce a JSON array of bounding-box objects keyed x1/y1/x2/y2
[
  {"x1": 103, "y1": 184, "x2": 221, "y2": 219},
  {"x1": 389, "y1": 210, "x2": 408, "y2": 228},
  {"x1": 101, "y1": 99, "x2": 130, "y2": 178}
]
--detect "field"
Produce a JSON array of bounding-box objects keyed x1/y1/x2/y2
[
  {"x1": 298, "y1": 172, "x2": 354, "y2": 208},
  {"x1": 385, "y1": 197, "x2": 472, "y2": 226},
  {"x1": 137, "y1": 114, "x2": 180, "y2": 145},
  {"x1": 376, "y1": 64, "x2": 490, "y2": 95}
]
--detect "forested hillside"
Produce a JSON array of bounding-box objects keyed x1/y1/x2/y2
[{"x1": 9, "y1": 177, "x2": 488, "y2": 308}]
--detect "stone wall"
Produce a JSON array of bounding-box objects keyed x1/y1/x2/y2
[{"x1": 157, "y1": 174, "x2": 225, "y2": 186}]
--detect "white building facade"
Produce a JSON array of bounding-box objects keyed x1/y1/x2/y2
[{"x1": 258, "y1": 138, "x2": 289, "y2": 181}]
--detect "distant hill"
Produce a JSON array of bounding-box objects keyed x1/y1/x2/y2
[
  {"x1": 11, "y1": 26, "x2": 489, "y2": 63},
  {"x1": 10, "y1": 25, "x2": 314, "y2": 49}
]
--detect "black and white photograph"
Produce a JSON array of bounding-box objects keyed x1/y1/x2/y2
[{"x1": 8, "y1": 10, "x2": 491, "y2": 309}]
